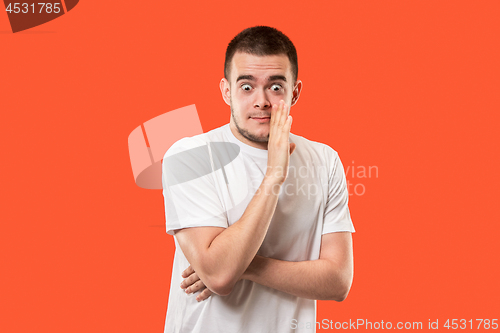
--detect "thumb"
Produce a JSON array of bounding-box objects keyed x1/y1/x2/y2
[{"x1": 289, "y1": 142, "x2": 296, "y2": 155}]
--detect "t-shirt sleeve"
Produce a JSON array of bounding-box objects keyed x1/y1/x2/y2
[
  {"x1": 322, "y1": 149, "x2": 355, "y2": 234},
  {"x1": 162, "y1": 138, "x2": 229, "y2": 235}
]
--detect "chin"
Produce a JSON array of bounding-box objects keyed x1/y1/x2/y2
[
  {"x1": 241, "y1": 127, "x2": 269, "y2": 143},
  {"x1": 256, "y1": 134, "x2": 270, "y2": 142},
  {"x1": 251, "y1": 129, "x2": 269, "y2": 141}
]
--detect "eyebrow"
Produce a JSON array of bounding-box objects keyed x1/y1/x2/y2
[{"x1": 236, "y1": 75, "x2": 287, "y2": 82}]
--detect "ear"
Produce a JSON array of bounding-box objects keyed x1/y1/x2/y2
[
  {"x1": 220, "y1": 78, "x2": 231, "y2": 106},
  {"x1": 291, "y1": 80, "x2": 303, "y2": 106}
]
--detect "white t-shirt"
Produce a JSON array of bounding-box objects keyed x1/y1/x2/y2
[{"x1": 162, "y1": 124, "x2": 354, "y2": 333}]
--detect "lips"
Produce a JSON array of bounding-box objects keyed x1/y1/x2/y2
[{"x1": 251, "y1": 116, "x2": 270, "y2": 123}]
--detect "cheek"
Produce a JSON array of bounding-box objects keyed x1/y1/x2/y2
[
  {"x1": 232, "y1": 94, "x2": 252, "y2": 109},
  {"x1": 233, "y1": 91, "x2": 250, "y2": 101},
  {"x1": 270, "y1": 95, "x2": 283, "y2": 104}
]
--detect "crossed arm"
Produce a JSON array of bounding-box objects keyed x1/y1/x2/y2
[
  {"x1": 242, "y1": 231, "x2": 353, "y2": 301},
  {"x1": 178, "y1": 230, "x2": 353, "y2": 301},
  {"x1": 174, "y1": 176, "x2": 285, "y2": 297}
]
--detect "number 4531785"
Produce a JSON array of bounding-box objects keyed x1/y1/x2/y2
[
  {"x1": 444, "y1": 319, "x2": 498, "y2": 329},
  {"x1": 6, "y1": 3, "x2": 61, "y2": 14}
]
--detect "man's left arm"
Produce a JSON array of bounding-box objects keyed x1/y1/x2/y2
[
  {"x1": 237, "y1": 149, "x2": 355, "y2": 301},
  {"x1": 182, "y1": 231, "x2": 353, "y2": 301},
  {"x1": 242, "y1": 231, "x2": 353, "y2": 301}
]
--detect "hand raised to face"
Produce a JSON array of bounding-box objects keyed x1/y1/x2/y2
[{"x1": 265, "y1": 100, "x2": 296, "y2": 185}]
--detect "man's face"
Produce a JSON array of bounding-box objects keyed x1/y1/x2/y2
[{"x1": 220, "y1": 52, "x2": 302, "y2": 148}]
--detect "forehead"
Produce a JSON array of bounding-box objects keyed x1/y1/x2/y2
[{"x1": 230, "y1": 52, "x2": 292, "y2": 82}]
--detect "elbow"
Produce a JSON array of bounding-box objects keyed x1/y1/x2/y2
[
  {"x1": 208, "y1": 280, "x2": 232, "y2": 296},
  {"x1": 331, "y1": 266, "x2": 353, "y2": 302},
  {"x1": 317, "y1": 284, "x2": 351, "y2": 301},
  {"x1": 203, "y1": 274, "x2": 237, "y2": 297},
  {"x1": 193, "y1": 256, "x2": 240, "y2": 296},
  {"x1": 327, "y1": 276, "x2": 353, "y2": 302},
  {"x1": 325, "y1": 284, "x2": 350, "y2": 302},
  {"x1": 210, "y1": 286, "x2": 232, "y2": 297},
  {"x1": 332, "y1": 286, "x2": 350, "y2": 302}
]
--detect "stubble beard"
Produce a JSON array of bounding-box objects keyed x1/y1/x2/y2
[{"x1": 230, "y1": 103, "x2": 269, "y2": 143}]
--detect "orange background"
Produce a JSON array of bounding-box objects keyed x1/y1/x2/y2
[{"x1": 1, "y1": 1, "x2": 499, "y2": 332}]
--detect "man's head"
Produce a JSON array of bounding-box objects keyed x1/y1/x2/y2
[
  {"x1": 220, "y1": 26, "x2": 302, "y2": 149},
  {"x1": 224, "y1": 26, "x2": 298, "y2": 84}
]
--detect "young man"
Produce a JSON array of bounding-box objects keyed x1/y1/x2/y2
[{"x1": 162, "y1": 26, "x2": 355, "y2": 333}]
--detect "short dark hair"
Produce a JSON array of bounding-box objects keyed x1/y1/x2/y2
[{"x1": 224, "y1": 26, "x2": 298, "y2": 83}]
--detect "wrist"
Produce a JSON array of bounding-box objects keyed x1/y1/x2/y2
[
  {"x1": 243, "y1": 255, "x2": 266, "y2": 282},
  {"x1": 264, "y1": 166, "x2": 287, "y2": 185},
  {"x1": 241, "y1": 259, "x2": 255, "y2": 281},
  {"x1": 262, "y1": 174, "x2": 284, "y2": 189}
]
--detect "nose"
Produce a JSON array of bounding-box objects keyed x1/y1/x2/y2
[{"x1": 253, "y1": 89, "x2": 271, "y2": 109}]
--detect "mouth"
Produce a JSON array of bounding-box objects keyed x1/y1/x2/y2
[{"x1": 250, "y1": 116, "x2": 271, "y2": 123}]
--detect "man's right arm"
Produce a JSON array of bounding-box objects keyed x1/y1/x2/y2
[
  {"x1": 174, "y1": 100, "x2": 294, "y2": 296},
  {"x1": 175, "y1": 176, "x2": 281, "y2": 296}
]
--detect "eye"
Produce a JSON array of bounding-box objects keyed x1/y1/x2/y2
[
  {"x1": 241, "y1": 84, "x2": 252, "y2": 91},
  {"x1": 271, "y1": 84, "x2": 283, "y2": 92}
]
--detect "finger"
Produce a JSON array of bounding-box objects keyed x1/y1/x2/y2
[
  {"x1": 277, "y1": 100, "x2": 287, "y2": 128},
  {"x1": 283, "y1": 115, "x2": 293, "y2": 133},
  {"x1": 270, "y1": 103, "x2": 279, "y2": 128},
  {"x1": 181, "y1": 265, "x2": 194, "y2": 278},
  {"x1": 278, "y1": 115, "x2": 293, "y2": 149},
  {"x1": 271, "y1": 100, "x2": 283, "y2": 130},
  {"x1": 196, "y1": 288, "x2": 214, "y2": 302},
  {"x1": 180, "y1": 272, "x2": 199, "y2": 290},
  {"x1": 289, "y1": 142, "x2": 296, "y2": 155},
  {"x1": 186, "y1": 279, "x2": 206, "y2": 294}
]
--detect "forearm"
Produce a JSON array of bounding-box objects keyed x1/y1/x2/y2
[
  {"x1": 242, "y1": 255, "x2": 353, "y2": 301},
  {"x1": 183, "y1": 177, "x2": 282, "y2": 295}
]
